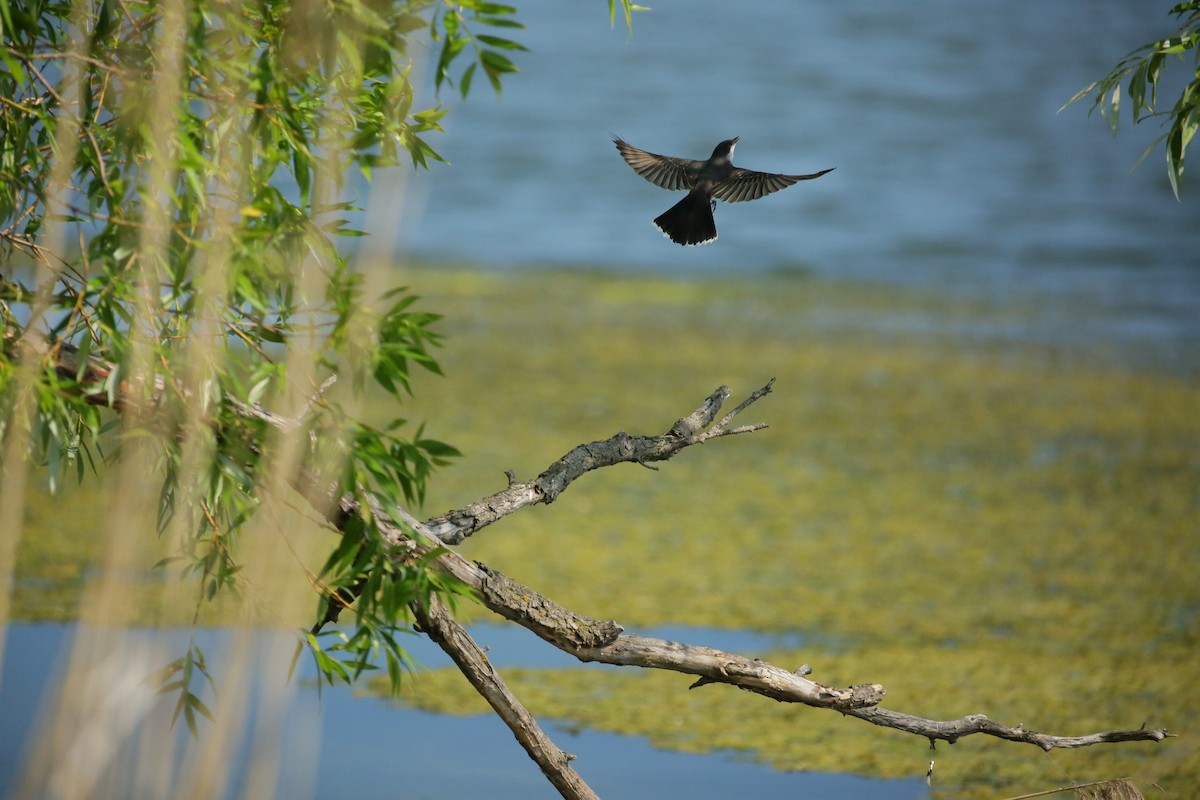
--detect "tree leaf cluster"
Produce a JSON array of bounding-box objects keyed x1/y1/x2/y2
[
  {"x1": 149, "y1": 641, "x2": 217, "y2": 737},
  {"x1": 0, "y1": 0, "x2": 544, "y2": 703},
  {"x1": 1064, "y1": 1, "x2": 1200, "y2": 196},
  {"x1": 431, "y1": 0, "x2": 527, "y2": 97}
]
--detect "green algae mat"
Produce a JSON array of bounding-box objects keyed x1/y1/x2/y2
[{"x1": 17, "y1": 267, "x2": 1200, "y2": 797}]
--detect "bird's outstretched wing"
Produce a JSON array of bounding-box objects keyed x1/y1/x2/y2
[
  {"x1": 712, "y1": 167, "x2": 835, "y2": 203},
  {"x1": 613, "y1": 138, "x2": 701, "y2": 191}
]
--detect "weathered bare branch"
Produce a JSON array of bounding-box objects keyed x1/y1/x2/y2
[
  {"x1": 844, "y1": 706, "x2": 1173, "y2": 750},
  {"x1": 413, "y1": 594, "x2": 600, "y2": 800},
  {"x1": 422, "y1": 380, "x2": 774, "y2": 545},
  {"x1": 21, "y1": 339, "x2": 1175, "y2": 757},
  {"x1": 393, "y1": 507, "x2": 1172, "y2": 752}
]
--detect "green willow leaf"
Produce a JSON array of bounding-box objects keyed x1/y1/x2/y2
[{"x1": 476, "y1": 33, "x2": 528, "y2": 50}]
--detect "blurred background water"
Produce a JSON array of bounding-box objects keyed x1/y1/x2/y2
[{"x1": 390, "y1": 0, "x2": 1198, "y2": 353}]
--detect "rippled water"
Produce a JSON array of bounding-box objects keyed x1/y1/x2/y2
[{"x1": 386, "y1": 0, "x2": 1198, "y2": 346}]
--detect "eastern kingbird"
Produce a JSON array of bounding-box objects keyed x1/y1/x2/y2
[{"x1": 613, "y1": 136, "x2": 834, "y2": 246}]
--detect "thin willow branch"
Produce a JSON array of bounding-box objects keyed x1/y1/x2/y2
[{"x1": 1000, "y1": 777, "x2": 1142, "y2": 800}]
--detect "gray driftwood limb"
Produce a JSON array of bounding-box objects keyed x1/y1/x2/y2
[
  {"x1": 422, "y1": 380, "x2": 773, "y2": 545},
  {"x1": 844, "y1": 707, "x2": 1174, "y2": 751},
  {"x1": 404, "y1": 509, "x2": 1172, "y2": 751},
  {"x1": 413, "y1": 594, "x2": 600, "y2": 800},
  {"x1": 21, "y1": 340, "x2": 1175, "y2": 761}
]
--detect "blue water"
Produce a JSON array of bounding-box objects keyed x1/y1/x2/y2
[
  {"x1": 0, "y1": 623, "x2": 928, "y2": 799},
  {"x1": 385, "y1": 0, "x2": 1198, "y2": 347}
]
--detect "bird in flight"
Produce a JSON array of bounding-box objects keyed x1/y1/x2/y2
[{"x1": 613, "y1": 136, "x2": 834, "y2": 246}]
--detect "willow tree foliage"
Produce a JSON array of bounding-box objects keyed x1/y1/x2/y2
[
  {"x1": 0, "y1": 0, "x2": 631, "y2": 697},
  {"x1": 1065, "y1": 0, "x2": 1200, "y2": 196}
]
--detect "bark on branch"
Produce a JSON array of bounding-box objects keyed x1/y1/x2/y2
[
  {"x1": 412, "y1": 594, "x2": 599, "y2": 800},
  {"x1": 423, "y1": 380, "x2": 773, "y2": 545}
]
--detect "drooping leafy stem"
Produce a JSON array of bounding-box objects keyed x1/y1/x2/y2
[
  {"x1": 1063, "y1": 1, "x2": 1200, "y2": 197},
  {"x1": 0, "y1": 0, "x2": 637, "y2": 714},
  {"x1": 431, "y1": 0, "x2": 527, "y2": 97}
]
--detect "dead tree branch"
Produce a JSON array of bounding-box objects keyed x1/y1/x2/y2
[
  {"x1": 18, "y1": 338, "x2": 1175, "y2": 762},
  {"x1": 413, "y1": 594, "x2": 599, "y2": 800},
  {"x1": 390, "y1": 507, "x2": 1172, "y2": 752},
  {"x1": 843, "y1": 707, "x2": 1172, "y2": 750},
  {"x1": 423, "y1": 379, "x2": 774, "y2": 545}
]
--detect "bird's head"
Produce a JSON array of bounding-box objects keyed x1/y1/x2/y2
[{"x1": 711, "y1": 137, "x2": 739, "y2": 159}]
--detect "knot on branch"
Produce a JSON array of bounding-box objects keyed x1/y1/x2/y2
[{"x1": 839, "y1": 683, "x2": 887, "y2": 708}]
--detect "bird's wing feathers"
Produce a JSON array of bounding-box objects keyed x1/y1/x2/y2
[
  {"x1": 613, "y1": 138, "x2": 700, "y2": 191},
  {"x1": 712, "y1": 167, "x2": 835, "y2": 203}
]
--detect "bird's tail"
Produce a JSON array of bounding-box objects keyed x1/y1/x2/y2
[{"x1": 654, "y1": 190, "x2": 717, "y2": 246}]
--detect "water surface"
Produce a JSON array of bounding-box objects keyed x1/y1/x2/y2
[
  {"x1": 0, "y1": 623, "x2": 927, "y2": 799},
  {"x1": 389, "y1": 0, "x2": 1198, "y2": 349}
]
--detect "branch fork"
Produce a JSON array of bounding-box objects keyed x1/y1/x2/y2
[{"x1": 424, "y1": 379, "x2": 774, "y2": 545}]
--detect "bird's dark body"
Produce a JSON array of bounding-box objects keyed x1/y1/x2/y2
[{"x1": 613, "y1": 136, "x2": 833, "y2": 246}]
